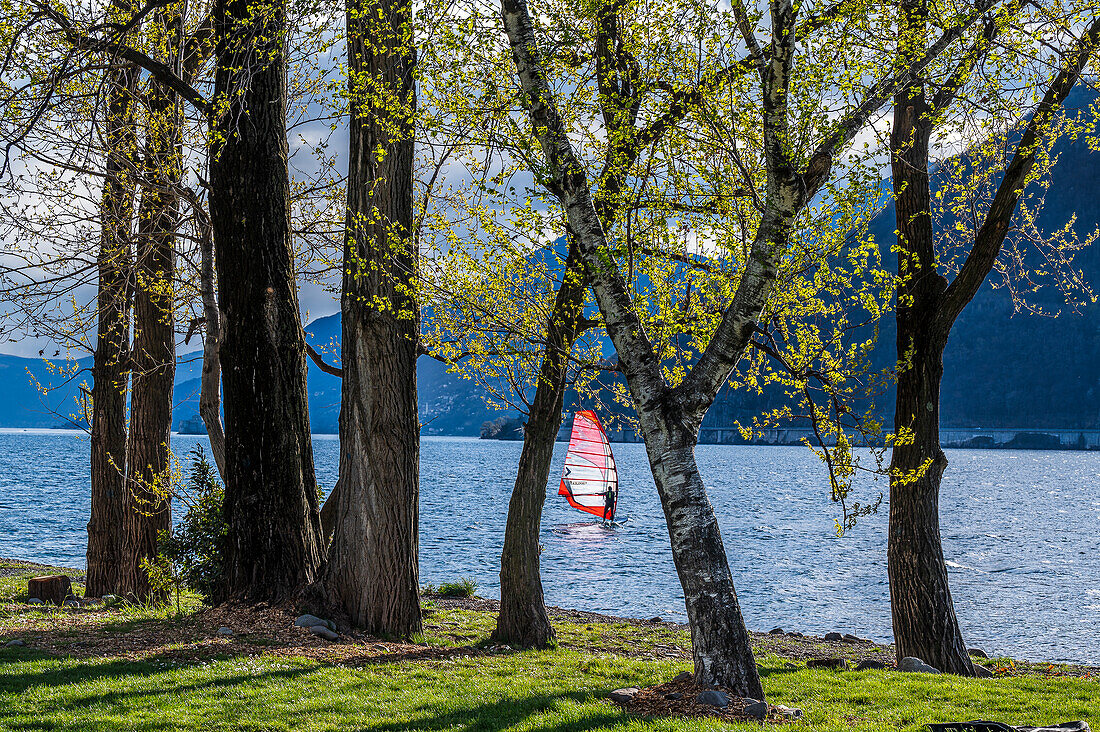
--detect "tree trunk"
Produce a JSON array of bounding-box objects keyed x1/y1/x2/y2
[
  {"x1": 641, "y1": 418, "x2": 764, "y2": 697},
  {"x1": 314, "y1": 0, "x2": 421, "y2": 636},
  {"x1": 492, "y1": 247, "x2": 586, "y2": 648},
  {"x1": 887, "y1": 42, "x2": 974, "y2": 674},
  {"x1": 86, "y1": 8, "x2": 138, "y2": 598},
  {"x1": 210, "y1": 0, "x2": 323, "y2": 603},
  {"x1": 119, "y1": 39, "x2": 180, "y2": 600},
  {"x1": 888, "y1": 337, "x2": 973, "y2": 674},
  {"x1": 194, "y1": 195, "x2": 227, "y2": 480}
]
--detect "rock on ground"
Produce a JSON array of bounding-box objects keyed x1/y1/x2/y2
[
  {"x1": 898, "y1": 656, "x2": 940, "y2": 674},
  {"x1": 824, "y1": 632, "x2": 844, "y2": 641},
  {"x1": 295, "y1": 614, "x2": 335, "y2": 631},
  {"x1": 807, "y1": 657, "x2": 847, "y2": 670},
  {"x1": 741, "y1": 699, "x2": 767, "y2": 719},
  {"x1": 695, "y1": 690, "x2": 729, "y2": 708},
  {"x1": 609, "y1": 688, "x2": 640, "y2": 703},
  {"x1": 968, "y1": 647, "x2": 989, "y2": 658},
  {"x1": 4, "y1": 639, "x2": 25, "y2": 647},
  {"x1": 217, "y1": 627, "x2": 234, "y2": 636},
  {"x1": 774, "y1": 705, "x2": 803, "y2": 719},
  {"x1": 856, "y1": 659, "x2": 888, "y2": 671},
  {"x1": 309, "y1": 625, "x2": 339, "y2": 641}
]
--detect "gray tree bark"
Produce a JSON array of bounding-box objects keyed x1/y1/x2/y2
[
  {"x1": 118, "y1": 13, "x2": 181, "y2": 599},
  {"x1": 86, "y1": 0, "x2": 138, "y2": 598},
  {"x1": 313, "y1": 0, "x2": 422, "y2": 637},
  {"x1": 211, "y1": 0, "x2": 324, "y2": 603}
]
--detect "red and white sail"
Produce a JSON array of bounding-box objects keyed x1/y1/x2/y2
[{"x1": 559, "y1": 410, "x2": 618, "y2": 521}]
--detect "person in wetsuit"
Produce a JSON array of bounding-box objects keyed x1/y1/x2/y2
[{"x1": 603, "y1": 484, "x2": 617, "y2": 523}]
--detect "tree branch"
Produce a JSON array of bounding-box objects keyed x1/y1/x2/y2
[{"x1": 936, "y1": 14, "x2": 1100, "y2": 330}]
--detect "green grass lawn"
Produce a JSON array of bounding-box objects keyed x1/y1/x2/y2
[{"x1": 1, "y1": 563, "x2": 1096, "y2": 731}]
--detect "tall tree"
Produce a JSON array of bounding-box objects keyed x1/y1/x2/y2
[
  {"x1": 499, "y1": 0, "x2": 991, "y2": 694},
  {"x1": 211, "y1": 0, "x2": 324, "y2": 602},
  {"x1": 887, "y1": 3, "x2": 1100, "y2": 673},
  {"x1": 87, "y1": 0, "x2": 140, "y2": 598},
  {"x1": 118, "y1": 5, "x2": 183, "y2": 600},
  {"x1": 313, "y1": 0, "x2": 422, "y2": 636}
]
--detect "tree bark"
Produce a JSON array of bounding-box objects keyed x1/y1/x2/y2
[
  {"x1": 118, "y1": 25, "x2": 181, "y2": 600},
  {"x1": 885, "y1": 19, "x2": 974, "y2": 671},
  {"x1": 492, "y1": 247, "x2": 585, "y2": 648},
  {"x1": 194, "y1": 193, "x2": 227, "y2": 480},
  {"x1": 86, "y1": 2, "x2": 138, "y2": 598},
  {"x1": 314, "y1": 0, "x2": 421, "y2": 636},
  {"x1": 210, "y1": 0, "x2": 323, "y2": 603},
  {"x1": 643, "y1": 422, "x2": 763, "y2": 697}
]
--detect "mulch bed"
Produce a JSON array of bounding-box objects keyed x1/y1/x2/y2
[{"x1": 613, "y1": 675, "x2": 791, "y2": 724}]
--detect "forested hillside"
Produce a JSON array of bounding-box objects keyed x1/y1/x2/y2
[{"x1": 2, "y1": 90, "x2": 1098, "y2": 434}]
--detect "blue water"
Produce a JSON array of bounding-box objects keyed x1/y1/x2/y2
[{"x1": 1, "y1": 429, "x2": 1098, "y2": 663}]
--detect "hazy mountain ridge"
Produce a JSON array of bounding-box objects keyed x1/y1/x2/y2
[{"x1": 2, "y1": 88, "x2": 1098, "y2": 433}]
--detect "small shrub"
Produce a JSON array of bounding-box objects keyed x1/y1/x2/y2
[
  {"x1": 436, "y1": 578, "x2": 478, "y2": 598},
  {"x1": 158, "y1": 446, "x2": 226, "y2": 602}
]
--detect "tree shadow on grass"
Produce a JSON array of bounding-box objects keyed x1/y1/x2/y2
[
  {"x1": 0, "y1": 648, "x2": 639, "y2": 732},
  {"x1": 0, "y1": 646, "x2": 314, "y2": 697}
]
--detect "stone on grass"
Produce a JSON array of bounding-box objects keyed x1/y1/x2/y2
[
  {"x1": 26, "y1": 598, "x2": 44, "y2": 606},
  {"x1": 695, "y1": 690, "x2": 729, "y2": 708},
  {"x1": 217, "y1": 627, "x2": 234, "y2": 636},
  {"x1": 768, "y1": 627, "x2": 784, "y2": 635},
  {"x1": 62, "y1": 599, "x2": 80, "y2": 608},
  {"x1": 609, "y1": 688, "x2": 639, "y2": 703},
  {"x1": 972, "y1": 663, "x2": 993, "y2": 677},
  {"x1": 309, "y1": 625, "x2": 339, "y2": 641},
  {"x1": 786, "y1": 631, "x2": 804, "y2": 637},
  {"x1": 672, "y1": 671, "x2": 692, "y2": 683},
  {"x1": 295, "y1": 614, "x2": 335, "y2": 631},
  {"x1": 774, "y1": 705, "x2": 803, "y2": 719},
  {"x1": 898, "y1": 656, "x2": 940, "y2": 674},
  {"x1": 842, "y1": 634, "x2": 862, "y2": 643},
  {"x1": 102, "y1": 595, "x2": 122, "y2": 608},
  {"x1": 648, "y1": 616, "x2": 663, "y2": 623},
  {"x1": 742, "y1": 699, "x2": 768, "y2": 720},
  {"x1": 823, "y1": 632, "x2": 844, "y2": 642},
  {"x1": 968, "y1": 647, "x2": 989, "y2": 658},
  {"x1": 855, "y1": 659, "x2": 888, "y2": 671},
  {"x1": 4, "y1": 639, "x2": 25, "y2": 648},
  {"x1": 806, "y1": 657, "x2": 847, "y2": 670}
]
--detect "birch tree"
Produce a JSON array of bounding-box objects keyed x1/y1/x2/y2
[{"x1": 497, "y1": 0, "x2": 994, "y2": 694}]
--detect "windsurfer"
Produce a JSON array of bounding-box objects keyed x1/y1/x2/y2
[{"x1": 604, "y1": 485, "x2": 617, "y2": 523}]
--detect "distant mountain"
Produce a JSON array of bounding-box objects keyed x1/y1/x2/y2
[
  {"x1": 0, "y1": 314, "x2": 506, "y2": 434},
  {"x1": 869, "y1": 86, "x2": 1100, "y2": 430},
  {"x1": 3, "y1": 88, "x2": 1098, "y2": 435}
]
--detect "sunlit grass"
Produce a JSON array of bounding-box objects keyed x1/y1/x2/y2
[{"x1": 0, "y1": 563, "x2": 1095, "y2": 731}]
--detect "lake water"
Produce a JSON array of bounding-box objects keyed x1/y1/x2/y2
[{"x1": 1, "y1": 429, "x2": 1098, "y2": 664}]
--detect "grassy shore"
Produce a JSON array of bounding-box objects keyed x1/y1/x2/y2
[{"x1": 1, "y1": 559, "x2": 1096, "y2": 731}]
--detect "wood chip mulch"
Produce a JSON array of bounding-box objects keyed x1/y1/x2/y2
[{"x1": 613, "y1": 675, "x2": 791, "y2": 724}]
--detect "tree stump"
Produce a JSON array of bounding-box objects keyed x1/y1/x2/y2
[{"x1": 28, "y1": 575, "x2": 73, "y2": 605}]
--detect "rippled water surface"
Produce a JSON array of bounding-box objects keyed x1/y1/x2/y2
[{"x1": 2, "y1": 429, "x2": 1098, "y2": 663}]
